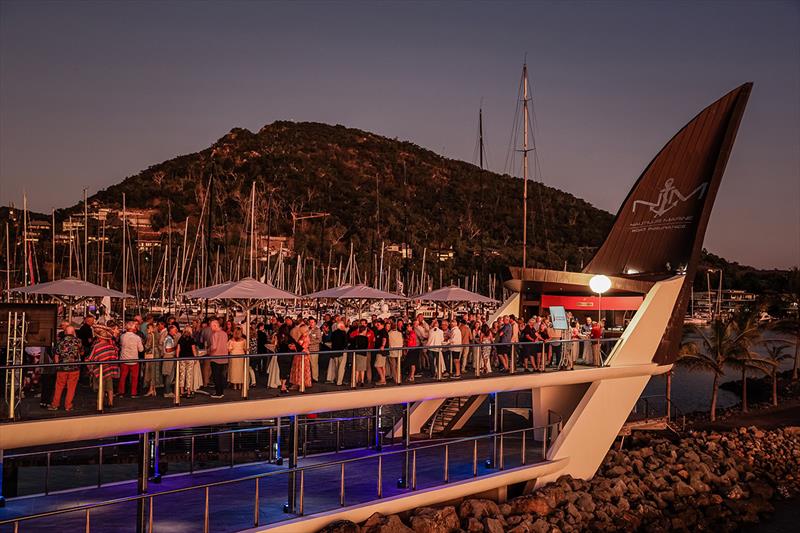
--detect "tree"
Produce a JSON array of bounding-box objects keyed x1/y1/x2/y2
[
  {"x1": 724, "y1": 311, "x2": 770, "y2": 413},
  {"x1": 762, "y1": 341, "x2": 792, "y2": 406},
  {"x1": 678, "y1": 312, "x2": 766, "y2": 420}
]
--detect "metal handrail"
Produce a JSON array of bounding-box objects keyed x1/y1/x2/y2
[
  {"x1": 0, "y1": 420, "x2": 563, "y2": 528},
  {"x1": 2, "y1": 338, "x2": 619, "y2": 420},
  {"x1": 0, "y1": 338, "x2": 620, "y2": 371}
]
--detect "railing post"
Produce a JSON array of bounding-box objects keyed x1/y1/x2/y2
[
  {"x1": 230, "y1": 432, "x2": 235, "y2": 467},
  {"x1": 300, "y1": 354, "x2": 305, "y2": 393},
  {"x1": 97, "y1": 363, "x2": 104, "y2": 413},
  {"x1": 510, "y1": 344, "x2": 515, "y2": 374},
  {"x1": 174, "y1": 365, "x2": 180, "y2": 406},
  {"x1": 8, "y1": 368, "x2": 15, "y2": 420},
  {"x1": 542, "y1": 425, "x2": 548, "y2": 459},
  {"x1": 85, "y1": 508, "x2": 90, "y2": 533},
  {"x1": 411, "y1": 449, "x2": 417, "y2": 490},
  {"x1": 444, "y1": 444, "x2": 449, "y2": 483},
  {"x1": 377, "y1": 455, "x2": 383, "y2": 498},
  {"x1": 473, "y1": 440, "x2": 478, "y2": 477},
  {"x1": 136, "y1": 432, "x2": 149, "y2": 533},
  {"x1": 148, "y1": 495, "x2": 154, "y2": 533},
  {"x1": 253, "y1": 478, "x2": 260, "y2": 527},
  {"x1": 339, "y1": 463, "x2": 346, "y2": 506},
  {"x1": 350, "y1": 352, "x2": 356, "y2": 388},
  {"x1": 522, "y1": 430, "x2": 527, "y2": 465},
  {"x1": 97, "y1": 446, "x2": 104, "y2": 488},
  {"x1": 284, "y1": 415, "x2": 299, "y2": 513},
  {"x1": 298, "y1": 470, "x2": 305, "y2": 516},
  {"x1": 151, "y1": 431, "x2": 161, "y2": 483},
  {"x1": 336, "y1": 420, "x2": 341, "y2": 452},
  {"x1": 499, "y1": 434, "x2": 505, "y2": 470},
  {"x1": 203, "y1": 486, "x2": 210, "y2": 533},
  {"x1": 374, "y1": 405, "x2": 382, "y2": 452},
  {"x1": 268, "y1": 427, "x2": 274, "y2": 463},
  {"x1": 242, "y1": 356, "x2": 249, "y2": 399},
  {"x1": 487, "y1": 392, "x2": 499, "y2": 468},
  {"x1": 190, "y1": 436, "x2": 195, "y2": 473},
  {"x1": 45, "y1": 451, "x2": 51, "y2": 495}
]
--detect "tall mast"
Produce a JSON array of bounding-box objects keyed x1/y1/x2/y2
[
  {"x1": 522, "y1": 62, "x2": 530, "y2": 271},
  {"x1": 5, "y1": 222, "x2": 10, "y2": 300},
  {"x1": 23, "y1": 193, "x2": 29, "y2": 299},
  {"x1": 51, "y1": 208, "x2": 56, "y2": 281},
  {"x1": 83, "y1": 188, "x2": 88, "y2": 281},
  {"x1": 479, "y1": 107, "x2": 484, "y2": 170},
  {"x1": 249, "y1": 180, "x2": 256, "y2": 278},
  {"x1": 122, "y1": 193, "x2": 127, "y2": 320}
]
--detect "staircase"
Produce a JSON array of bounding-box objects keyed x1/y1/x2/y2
[{"x1": 422, "y1": 396, "x2": 472, "y2": 437}]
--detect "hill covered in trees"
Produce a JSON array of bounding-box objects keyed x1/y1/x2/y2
[
  {"x1": 2, "y1": 121, "x2": 792, "y2": 298},
  {"x1": 87, "y1": 121, "x2": 613, "y2": 286}
]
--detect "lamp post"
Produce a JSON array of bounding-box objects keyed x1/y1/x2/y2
[{"x1": 589, "y1": 274, "x2": 612, "y2": 324}]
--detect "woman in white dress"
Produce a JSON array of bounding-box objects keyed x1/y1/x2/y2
[{"x1": 227, "y1": 327, "x2": 247, "y2": 390}]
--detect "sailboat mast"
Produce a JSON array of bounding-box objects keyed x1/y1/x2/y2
[
  {"x1": 23, "y1": 193, "x2": 28, "y2": 296},
  {"x1": 249, "y1": 181, "x2": 256, "y2": 278},
  {"x1": 122, "y1": 193, "x2": 127, "y2": 320},
  {"x1": 84, "y1": 188, "x2": 88, "y2": 281},
  {"x1": 51, "y1": 208, "x2": 56, "y2": 281},
  {"x1": 522, "y1": 62, "x2": 530, "y2": 271},
  {"x1": 479, "y1": 107, "x2": 484, "y2": 170}
]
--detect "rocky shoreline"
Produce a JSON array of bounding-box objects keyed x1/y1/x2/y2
[{"x1": 321, "y1": 426, "x2": 800, "y2": 532}]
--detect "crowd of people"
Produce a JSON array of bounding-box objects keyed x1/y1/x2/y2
[{"x1": 42, "y1": 310, "x2": 606, "y2": 411}]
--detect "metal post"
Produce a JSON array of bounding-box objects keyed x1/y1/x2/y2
[
  {"x1": 8, "y1": 368, "x2": 15, "y2": 420},
  {"x1": 85, "y1": 508, "x2": 90, "y2": 533},
  {"x1": 45, "y1": 452, "x2": 51, "y2": 495},
  {"x1": 148, "y1": 496, "x2": 154, "y2": 533},
  {"x1": 522, "y1": 430, "x2": 527, "y2": 465},
  {"x1": 472, "y1": 440, "x2": 478, "y2": 477},
  {"x1": 203, "y1": 486, "x2": 210, "y2": 533},
  {"x1": 242, "y1": 356, "x2": 249, "y2": 399},
  {"x1": 300, "y1": 354, "x2": 305, "y2": 393},
  {"x1": 136, "y1": 432, "x2": 149, "y2": 533},
  {"x1": 411, "y1": 449, "x2": 417, "y2": 490},
  {"x1": 399, "y1": 401, "x2": 410, "y2": 488},
  {"x1": 298, "y1": 470, "x2": 305, "y2": 516},
  {"x1": 97, "y1": 363, "x2": 104, "y2": 412},
  {"x1": 542, "y1": 425, "x2": 548, "y2": 459},
  {"x1": 268, "y1": 427, "x2": 274, "y2": 462},
  {"x1": 499, "y1": 434, "x2": 505, "y2": 470},
  {"x1": 253, "y1": 478, "x2": 260, "y2": 526},
  {"x1": 151, "y1": 431, "x2": 161, "y2": 483},
  {"x1": 174, "y1": 367, "x2": 180, "y2": 405},
  {"x1": 303, "y1": 421, "x2": 308, "y2": 457},
  {"x1": 377, "y1": 455, "x2": 383, "y2": 497},
  {"x1": 285, "y1": 415, "x2": 299, "y2": 513},
  {"x1": 336, "y1": 420, "x2": 341, "y2": 452},
  {"x1": 510, "y1": 344, "x2": 515, "y2": 374},
  {"x1": 339, "y1": 463, "x2": 345, "y2": 506},
  {"x1": 275, "y1": 417, "x2": 283, "y2": 465},
  {"x1": 190, "y1": 436, "x2": 195, "y2": 473},
  {"x1": 0, "y1": 449, "x2": 6, "y2": 507},
  {"x1": 350, "y1": 352, "x2": 356, "y2": 388},
  {"x1": 444, "y1": 444, "x2": 449, "y2": 483},
  {"x1": 230, "y1": 432, "x2": 235, "y2": 467},
  {"x1": 374, "y1": 405, "x2": 382, "y2": 451},
  {"x1": 487, "y1": 392, "x2": 499, "y2": 468},
  {"x1": 97, "y1": 446, "x2": 104, "y2": 488}
]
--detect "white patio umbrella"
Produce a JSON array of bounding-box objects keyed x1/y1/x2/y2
[
  {"x1": 10, "y1": 276, "x2": 133, "y2": 320},
  {"x1": 415, "y1": 285, "x2": 497, "y2": 318},
  {"x1": 180, "y1": 277, "x2": 298, "y2": 395},
  {"x1": 304, "y1": 283, "x2": 407, "y2": 317}
]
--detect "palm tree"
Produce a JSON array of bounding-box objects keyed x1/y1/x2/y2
[
  {"x1": 771, "y1": 317, "x2": 799, "y2": 381},
  {"x1": 678, "y1": 319, "x2": 729, "y2": 422},
  {"x1": 762, "y1": 341, "x2": 792, "y2": 406},
  {"x1": 678, "y1": 312, "x2": 766, "y2": 420},
  {"x1": 724, "y1": 311, "x2": 770, "y2": 413}
]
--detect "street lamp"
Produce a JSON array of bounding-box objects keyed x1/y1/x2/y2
[{"x1": 589, "y1": 274, "x2": 612, "y2": 324}]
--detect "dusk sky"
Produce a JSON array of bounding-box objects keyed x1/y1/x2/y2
[{"x1": 0, "y1": 1, "x2": 797, "y2": 269}]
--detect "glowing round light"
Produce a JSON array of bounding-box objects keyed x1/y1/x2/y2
[{"x1": 589, "y1": 274, "x2": 612, "y2": 295}]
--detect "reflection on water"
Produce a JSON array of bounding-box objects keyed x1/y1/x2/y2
[{"x1": 642, "y1": 331, "x2": 795, "y2": 414}]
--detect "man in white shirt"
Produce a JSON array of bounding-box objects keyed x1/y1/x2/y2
[
  {"x1": 119, "y1": 321, "x2": 144, "y2": 397},
  {"x1": 426, "y1": 320, "x2": 445, "y2": 379},
  {"x1": 447, "y1": 320, "x2": 462, "y2": 378}
]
